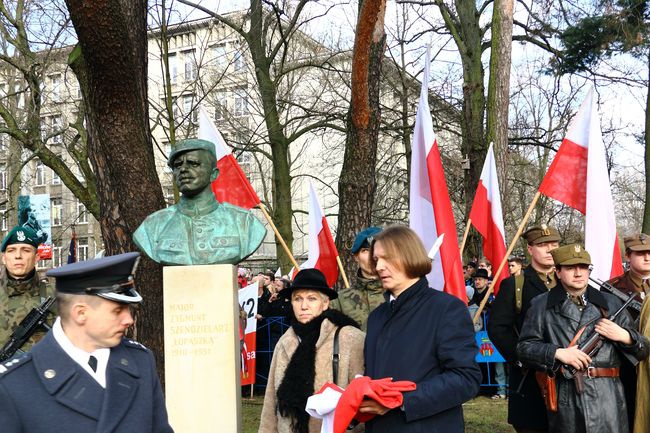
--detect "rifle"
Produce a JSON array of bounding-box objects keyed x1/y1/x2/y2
[
  {"x1": 560, "y1": 290, "x2": 638, "y2": 380},
  {"x1": 0, "y1": 297, "x2": 55, "y2": 362},
  {"x1": 589, "y1": 277, "x2": 643, "y2": 319}
]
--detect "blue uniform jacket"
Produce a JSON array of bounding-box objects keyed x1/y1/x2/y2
[
  {"x1": 0, "y1": 332, "x2": 174, "y2": 433},
  {"x1": 364, "y1": 277, "x2": 481, "y2": 433}
]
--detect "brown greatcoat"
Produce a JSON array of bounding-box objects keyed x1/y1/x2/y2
[
  {"x1": 635, "y1": 299, "x2": 650, "y2": 433},
  {"x1": 258, "y1": 318, "x2": 365, "y2": 433}
]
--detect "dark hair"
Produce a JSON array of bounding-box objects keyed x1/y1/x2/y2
[
  {"x1": 264, "y1": 271, "x2": 275, "y2": 282},
  {"x1": 508, "y1": 256, "x2": 523, "y2": 265},
  {"x1": 370, "y1": 225, "x2": 431, "y2": 278}
]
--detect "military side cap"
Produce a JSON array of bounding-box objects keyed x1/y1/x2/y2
[
  {"x1": 351, "y1": 226, "x2": 382, "y2": 254},
  {"x1": 523, "y1": 224, "x2": 561, "y2": 245},
  {"x1": 624, "y1": 233, "x2": 650, "y2": 252},
  {"x1": 1, "y1": 225, "x2": 40, "y2": 252},
  {"x1": 167, "y1": 138, "x2": 217, "y2": 167},
  {"x1": 551, "y1": 244, "x2": 592, "y2": 266},
  {"x1": 46, "y1": 252, "x2": 143, "y2": 304}
]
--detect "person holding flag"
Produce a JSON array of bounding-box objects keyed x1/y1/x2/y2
[{"x1": 488, "y1": 225, "x2": 561, "y2": 433}]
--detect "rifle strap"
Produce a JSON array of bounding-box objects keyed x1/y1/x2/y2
[{"x1": 568, "y1": 306, "x2": 608, "y2": 348}]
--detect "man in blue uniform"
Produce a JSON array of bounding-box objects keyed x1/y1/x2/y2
[{"x1": 0, "y1": 252, "x2": 174, "y2": 433}]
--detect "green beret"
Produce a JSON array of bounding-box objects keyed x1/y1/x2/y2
[
  {"x1": 1, "y1": 225, "x2": 40, "y2": 252},
  {"x1": 523, "y1": 224, "x2": 561, "y2": 245},
  {"x1": 167, "y1": 139, "x2": 217, "y2": 167},
  {"x1": 624, "y1": 233, "x2": 650, "y2": 252},
  {"x1": 551, "y1": 244, "x2": 592, "y2": 266}
]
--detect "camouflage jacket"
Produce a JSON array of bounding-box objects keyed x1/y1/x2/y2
[
  {"x1": 0, "y1": 267, "x2": 52, "y2": 351},
  {"x1": 332, "y1": 270, "x2": 384, "y2": 331}
]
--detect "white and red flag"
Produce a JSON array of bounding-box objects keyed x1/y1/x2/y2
[
  {"x1": 301, "y1": 182, "x2": 340, "y2": 287},
  {"x1": 469, "y1": 143, "x2": 509, "y2": 292},
  {"x1": 238, "y1": 282, "x2": 258, "y2": 386},
  {"x1": 198, "y1": 106, "x2": 261, "y2": 209},
  {"x1": 409, "y1": 47, "x2": 465, "y2": 300},
  {"x1": 538, "y1": 88, "x2": 623, "y2": 280}
]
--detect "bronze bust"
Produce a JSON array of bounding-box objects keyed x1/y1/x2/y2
[{"x1": 133, "y1": 139, "x2": 266, "y2": 265}]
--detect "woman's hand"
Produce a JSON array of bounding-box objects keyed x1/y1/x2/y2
[{"x1": 358, "y1": 398, "x2": 391, "y2": 416}]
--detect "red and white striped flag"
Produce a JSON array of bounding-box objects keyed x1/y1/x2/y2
[
  {"x1": 538, "y1": 88, "x2": 623, "y2": 280},
  {"x1": 301, "y1": 182, "x2": 339, "y2": 287},
  {"x1": 469, "y1": 143, "x2": 509, "y2": 293},
  {"x1": 198, "y1": 106, "x2": 261, "y2": 209},
  {"x1": 409, "y1": 47, "x2": 465, "y2": 301}
]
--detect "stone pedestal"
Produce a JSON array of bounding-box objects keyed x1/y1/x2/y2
[{"x1": 163, "y1": 265, "x2": 241, "y2": 433}]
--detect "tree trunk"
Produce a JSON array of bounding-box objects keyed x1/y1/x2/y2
[
  {"x1": 486, "y1": 0, "x2": 514, "y2": 208},
  {"x1": 335, "y1": 0, "x2": 386, "y2": 288},
  {"x1": 643, "y1": 52, "x2": 650, "y2": 233},
  {"x1": 65, "y1": 0, "x2": 167, "y2": 377}
]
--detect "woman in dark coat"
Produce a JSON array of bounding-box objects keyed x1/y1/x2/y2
[{"x1": 360, "y1": 225, "x2": 481, "y2": 433}]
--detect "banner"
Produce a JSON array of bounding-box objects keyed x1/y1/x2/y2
[
  {"x1": 239, "y1": 282, "x2": 258, "y2": 386},
  {"x1": 18, "y1": 194, "x2": 52, "y2": 259}
]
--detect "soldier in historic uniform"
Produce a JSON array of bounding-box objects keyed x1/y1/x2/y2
[
  {"x1": 518, "y1": 244, "x2": 649, "y2": 433},
  {"x1": 608, "y1": 233, "x2": 650, "y2": 430},
  {"x1": 488, "y1": 224, "x2": 561, "y2": 433},
  {"x1": 0, "y1": 252, "x2": 174, "y2": 433},
  {"x1": 331, "y1": 226, "x2": 383, "y2": 331},
  {"x1": 134, "y1": 138, "x2": 266, "y2": 265},
  {"x1": 0, "y1": 225, "x2": 51, "y2": 352}
]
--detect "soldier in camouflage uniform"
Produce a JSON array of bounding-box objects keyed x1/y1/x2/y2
[
  {"x1": 331, "y1": 227, "x2": 383, "y2": 331},
  {"x1": 0, "y1": 226, "x2": 52, "y2": 352}
]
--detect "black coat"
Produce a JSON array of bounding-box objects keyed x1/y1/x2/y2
[
  {"x1": 0, "y1": 332, "x2": 173, "y2": 433},
  {"x1": 517, "y1": 284, "x2": 649, "y2": 433},
  {"x1": 364, "y1": 278, "x2": 481, "y2": 433},
  {"x1": 487, "y1": 265, "x2": 550, "y2": 430}
]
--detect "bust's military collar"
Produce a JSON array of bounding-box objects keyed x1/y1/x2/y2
[{"x1": 177, "y1": 193, "x2": 220, "y2": 217}]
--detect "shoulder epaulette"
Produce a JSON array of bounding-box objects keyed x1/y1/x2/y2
[
  {"x1": 124, "y1": 339, "x2": 148, "y2": 351},
  {"x1": 0, "y1": 353, "x2": 31, "y2": 376}
]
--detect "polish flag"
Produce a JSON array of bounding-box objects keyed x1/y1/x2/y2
[
  {"x1": 538, "y1": 88, "x2": 623, "y2": 280},
  {"x1": 301, "y1": 182, "x2": 340, "y2": 287},
  {"x1": 198, "y1": 106, "x2": 261, "y2": 209},
  {"x1": 469, "y1": 144, "x2": 509, "y2": 293},
  {"x1": 409, "y1": 47, "x2": 465, "y2": 300}
]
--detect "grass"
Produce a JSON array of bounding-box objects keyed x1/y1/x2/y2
[{"x1": 242, "y1": 395, "x2": 513, "y2": 433}]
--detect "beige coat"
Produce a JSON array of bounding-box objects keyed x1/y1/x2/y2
[
  {"x1": 258, "y1": 318, "x2": 365, "y2": 433},
  {"x1": 636, "y1": 299, "x2": 650, "y2": 433}
]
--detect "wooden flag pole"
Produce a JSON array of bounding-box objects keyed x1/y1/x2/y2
[
  {"x1": 336, "y1": 256, "x2": 351, "y2": 289},
  {"x1": 257, "y1": 203, "x2": 300, "y2": 270},
  {"x1": 459, "y1": 218, "x2": 472, "y2": 257},
  {"x1": 472, "y1": 191, "x2": 541, "y2": 323}
]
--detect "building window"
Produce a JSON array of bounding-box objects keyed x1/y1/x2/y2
[
  {"x1": 77, "y1": 200, "x2": 88, "y2": 224},
  {"x1": 234, "y1": 94, "x2": 248, "y2": 117},
  {"x1": 183, "y1": 95, "x2": 197, "y2": 123},
  {"x1": 50, "y1": 74, "x2": 61, "y2": 102},
  {"x1": 183, "y1": 50, "x2": 196, "y2": 81},
  {"x1": 168, "y1": 53, "x2": 178, "y2": 84},
  {"x1": 0, "y1": 204, "x2": 6, "y2": 231},
  {"x1": 51, "y1": 198, "x2": 62, "y2": 226},
  {"x1": 237, "y1": 151, "x2": 253, "y2": 178},
  {"x1": 0, "y1": 164, "x2": 6, "y2": 191},
  {"x1": 51, "y1": 115, "x2": 62, "y2": 144},
  {"x1": 214, "y1": 91, "x2": 228, "y2": 120},
  {"x1": 233, "y1": 49, "x2": 245, "y2": 71},
  {"x1": 35, "y1": 160, "x2": 46, "y2": 186},
  {"x1": 212, "y1": 44, "x2": 226, "y2": 68},
  {"x1": 78, "y1": 237, "x2": 88, "y2": 261},
  {"x1": 51, "y1": 167, "x2": 61, "y2": 185},
  {"x1": 52, "y1": 245, "x2": 63, "y2": 268}
]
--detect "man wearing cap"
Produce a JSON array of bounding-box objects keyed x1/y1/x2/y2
[
  {"x1": 517, "y1": 244, "x2": 649, "y2": 433},
  {"x1": 488, "y1": 224, "x2": 561, "y2": 433},
  {"x1": 0, "y1": 226, "x2": 51, "y2": 353},
  {"x1": 607, "y1": 233, "x2": 650, "y2": 431},
  {"x1": 0, "y1": 252, "x2": 173, "y2": 433},
  {"x1": 134, "y1": 138, "x2": 266, "y2": 265},
  {"x1": 331, "y1": 227, "x2": 383, "y2": 331}
]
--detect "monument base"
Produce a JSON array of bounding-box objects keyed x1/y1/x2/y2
[{"x1": 163, "y1": 264, "x2": 241, "y2": 433}]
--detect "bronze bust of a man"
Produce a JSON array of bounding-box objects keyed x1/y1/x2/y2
[{"x1": 133, "y1": 139, "x2": 266, "y2": 265}]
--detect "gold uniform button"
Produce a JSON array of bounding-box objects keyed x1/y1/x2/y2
[{"x1": 44, "y1": 369, "x2": 56, "y2": 379}]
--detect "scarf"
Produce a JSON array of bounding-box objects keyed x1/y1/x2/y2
[{"x1": 276, "y1": 309, "x2": 359, "y2": 433}]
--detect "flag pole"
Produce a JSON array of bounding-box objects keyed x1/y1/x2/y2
[
  {"x1": 472, "y1": 191, "x2": 541, "y2": 323},
  {"x1": 459, "y1": 218, "x2": 472, "y2": 257},
  {"x1": 336, "y1": 256, "x2": 350, "y2": 289},
  {"x1": 257, "y1": 203, "x2": 300, "y2": 270}
]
